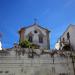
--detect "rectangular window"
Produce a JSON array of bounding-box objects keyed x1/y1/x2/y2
[
  {"x1": 28, "y1": 36, "x2": 33, "y2": 42},
  {"x1": 67, "y1": 32, "x2": 70, "y2": 40},
  {"x1": 39, "y1": 36, "x2": 43, "y2": 43}
]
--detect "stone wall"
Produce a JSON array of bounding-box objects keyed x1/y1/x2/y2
[{"x1": 0, "y1": 48, "x2": 74, "y2": 75}]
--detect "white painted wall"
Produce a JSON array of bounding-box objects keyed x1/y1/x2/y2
[
  {"x1": 24, "y1": 25, "x2": 49, "y2": 49},
  {"x1": 61, "y1": 25, "x2": 75, "y2": 50}
]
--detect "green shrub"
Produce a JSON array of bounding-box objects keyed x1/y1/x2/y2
[
  {"x1": 19, "y1": 39, "x2": 31, "y2": 48},
  {"x1": 19, "y1": 40, "x2": 40, "y2": 49}
]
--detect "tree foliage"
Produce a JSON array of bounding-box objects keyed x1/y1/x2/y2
[
  {"x1": 19, "y1": 39, "x2": 40, "y2": 49},
  {"x1": 19, "y1": 40, "x2": 31, "y2": 48}
]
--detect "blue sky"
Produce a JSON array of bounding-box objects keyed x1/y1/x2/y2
[{"x1": 0, "y1": 0, "x2": 75, "y2": 48}]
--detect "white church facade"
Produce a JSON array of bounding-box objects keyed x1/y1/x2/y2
[{"x1": 18, "y1": 24, "x2": 50, "y2": 49}]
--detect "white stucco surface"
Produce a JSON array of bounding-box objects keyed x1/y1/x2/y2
[
  {"x1": 61, "y1": 25, "x2": 75, "y2": 50},
  {"x1": 24, "y1": 25, "x2": 49, "y2": 49}
]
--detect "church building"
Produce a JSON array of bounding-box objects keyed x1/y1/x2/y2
[{"x1": 18, "y1": 23, "x2": 50, "y2": 49}]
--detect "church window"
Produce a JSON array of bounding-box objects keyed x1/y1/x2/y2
[
  {"x1": 34, "y1": 30, "x2": 37, "y2": 33},
  {"x1": 28, "y1": 36, "x2": 33, "y2": 42},
  {"x1": 39, "y1": 36, "x2": 43, "y2": 43}
]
